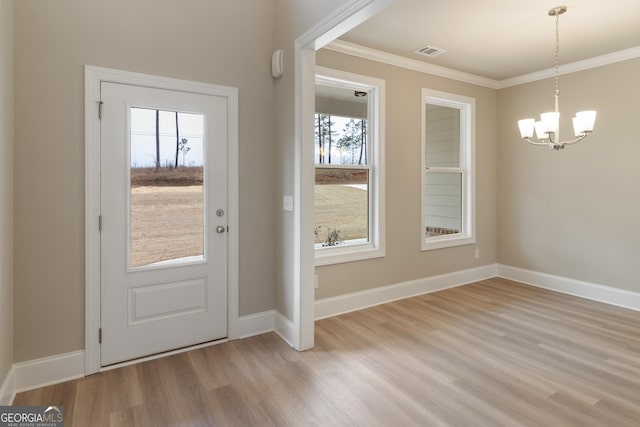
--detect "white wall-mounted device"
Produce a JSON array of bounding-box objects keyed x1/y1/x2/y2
[{"x1": 272, "y1": 50, "x2": 284, "y2": 78}]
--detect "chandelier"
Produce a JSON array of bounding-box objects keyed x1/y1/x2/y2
[{"x1": 517, "y1": 6, "x2": 596, "y2": 150}]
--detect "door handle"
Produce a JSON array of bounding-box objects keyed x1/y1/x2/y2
[{"x1": 216, "y1": 225, "x2": 226, "y2": 234}]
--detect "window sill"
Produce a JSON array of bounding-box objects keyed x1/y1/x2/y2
[
  {"x1": 421, "y1": 234, "x2": 475, "y2": 251},
  {"x1": 315, "y1": 243, "x2": 385, "y2": 266}
]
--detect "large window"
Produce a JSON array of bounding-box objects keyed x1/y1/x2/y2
[
  {"x1": 422, "y1": 89, "x2": 475, "y2": 250},
  {"x1": 314, "y1": 67, "x2": 385, "y2": 265}
]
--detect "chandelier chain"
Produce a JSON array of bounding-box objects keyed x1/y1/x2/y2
[{"x1": 554, "y1": 11, "x2": 560, "y2": 111}]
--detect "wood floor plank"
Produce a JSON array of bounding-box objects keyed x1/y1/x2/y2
[
  {"x1": 63, "y1": 364, "x2": 142, "y2": 427},
  {"x1": 12, "y1": 278, "x2": 640, "y2": 426}
]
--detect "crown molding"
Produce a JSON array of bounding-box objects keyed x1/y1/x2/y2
[
  {"x1": 498, "y1": 45, "x2": 640, "y2": 88},
  {"x1": 324, "y1": 40, "x2": 640, "y2": 90},
  {"x1": 325, "y1": 40, "x2": 501, "y2": 89}
]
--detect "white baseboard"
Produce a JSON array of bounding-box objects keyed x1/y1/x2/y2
[
  {"x1": 0, "y1": 350, "x2": 85, "y2": 404},
  {"x1": 237, "y1": 309, "x2": 295, "y2": 348},
  {"x1": 274, "y1": 311, "x2": 296, "y2": 347},
  {"x1": 237, "y1": 310, "x2": 275, "y2": 339},
  {"x1": 497, "y1": 264, "x2": 640, "y2": 312},
  {"x1": 13, "y1": 350, "x2": 85, "y2": 395},
  {"x1": 0, "y1": 367, "x2": 15, "y2": 405},
  {"x1": 314, "y1": 264, "x2": 498, "y2": 320}
]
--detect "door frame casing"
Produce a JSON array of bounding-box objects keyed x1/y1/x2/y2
[
  {"x1": 290, "y1": 0, "x2": 395, "y2": 350},
  {"x1": 84, "y1": 66, "x2": 239, "y2": 374}
]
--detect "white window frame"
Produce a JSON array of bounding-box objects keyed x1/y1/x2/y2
[
  {"x1": 421, "y1": 88, "x2": 475, "y2": 251},
  {"x1": 314, "y1": 66, "x2": 385, "y2": 266}
]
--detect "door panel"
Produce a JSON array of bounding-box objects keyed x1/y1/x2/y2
[
  {"x1": 100, "y1": 82, "x2": 228, "y2": 366},
  {"x1": 128, "y1": 278, "x2": 207, "y2": 325}
]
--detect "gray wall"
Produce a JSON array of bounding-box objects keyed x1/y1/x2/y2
[
  {"x1": 13, "y1": 0, "x2": 277, "y2": 362},
  {"x1": 0, "y1": 0, "x2": 14, "y2": 388},
  {"x1": 314, "y1": 49, "x2": 498, "y2": 299},
  {"x1": 497, "y1": 58, "x2": 640, "y2": 291}
]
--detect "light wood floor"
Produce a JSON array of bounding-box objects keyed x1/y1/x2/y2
[{"x1": 14, "y1": 278, "x2": 640, "y2": 426}]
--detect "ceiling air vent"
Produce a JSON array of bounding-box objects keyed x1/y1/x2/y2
[{"x1": 414, "y1": 44, "x2": 446, "y2": 57}]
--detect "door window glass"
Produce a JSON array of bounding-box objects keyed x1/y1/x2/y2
[{"x1": 129, "y1": 108, "x2": 205, "y2": 268}]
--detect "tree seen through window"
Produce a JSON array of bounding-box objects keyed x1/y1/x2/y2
[{"x1": 314, "y1": 113, "x2": 369, "y2": 247}]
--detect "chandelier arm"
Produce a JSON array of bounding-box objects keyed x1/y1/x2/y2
[
  {"x1": 559, "y1": 134, "x2": 589, "y2": 145},
  {"x1": 548, "y1": 132, "x2": 555, "y2": 144},
  {"x1": 523, "y1": 138, "x2": 554, "y2": 147}
]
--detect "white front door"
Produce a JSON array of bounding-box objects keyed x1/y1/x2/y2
[{"x1": 100, "y1": 82, "x2": 228, "y2": 366}]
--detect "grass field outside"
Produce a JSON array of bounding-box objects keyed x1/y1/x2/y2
[
  {"x1": 314, "y1": 186, "x2": 367, "y2": 245},
  {"x1": 130, "y1": 167, "x2": 203, "y2": 267},
  {"x1": 131, "y1": 166, "x2": 203, "y2": 187},
  {"x1": 315, "y1": 168, "x2": 368, "y2": 245}
]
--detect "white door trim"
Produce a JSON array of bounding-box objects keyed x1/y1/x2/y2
[
  {"x1": 84, "y1": 66, "x2": 239, "y2": 374},
  {"x1": 291, "y1": 0, "x2": 396, "y2": 350}
]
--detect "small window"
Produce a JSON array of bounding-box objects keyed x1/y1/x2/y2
[
  {"x1": 422, "y1": 89, "x2": 475, "y2": 251},
  {"x1": 314, "y1": 67, "x2": 385, "y2": 265}
]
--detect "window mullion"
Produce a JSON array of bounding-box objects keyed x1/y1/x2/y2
[
  {"x1": 316, "y1": 164, "x2": 371, "y2": 171},
  {"x1": 425, "y1": 167, "x2": 463, "y2": 174}
]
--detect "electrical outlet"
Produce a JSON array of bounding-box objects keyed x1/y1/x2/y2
[
  {"x1": 474, "y1": 249, "x2": 480, "y2": 259},
  {"x1": 314, "y1": 274, "x2": 319, "y2": 289}
]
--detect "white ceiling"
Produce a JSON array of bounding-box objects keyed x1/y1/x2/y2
[{"x1": 339, "y1": 0, "x2": 640, "y2": 81}]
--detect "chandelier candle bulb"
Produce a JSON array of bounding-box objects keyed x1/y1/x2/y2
[
  {"x1": 572, "y1": 111, "x2": 596, "y2": 136},
  {"x1": 579, "y1": 110, "x2": 596, "y2": 132},
  {"x1": 540, "y1": 112, "x2": 560, "y2": 134},
  {"x1": 518, "y1": 119, "x2": 535, "y2": 139},
  {"x1": 534, "y1": 121, "x2": 545, "y2": 139}
]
